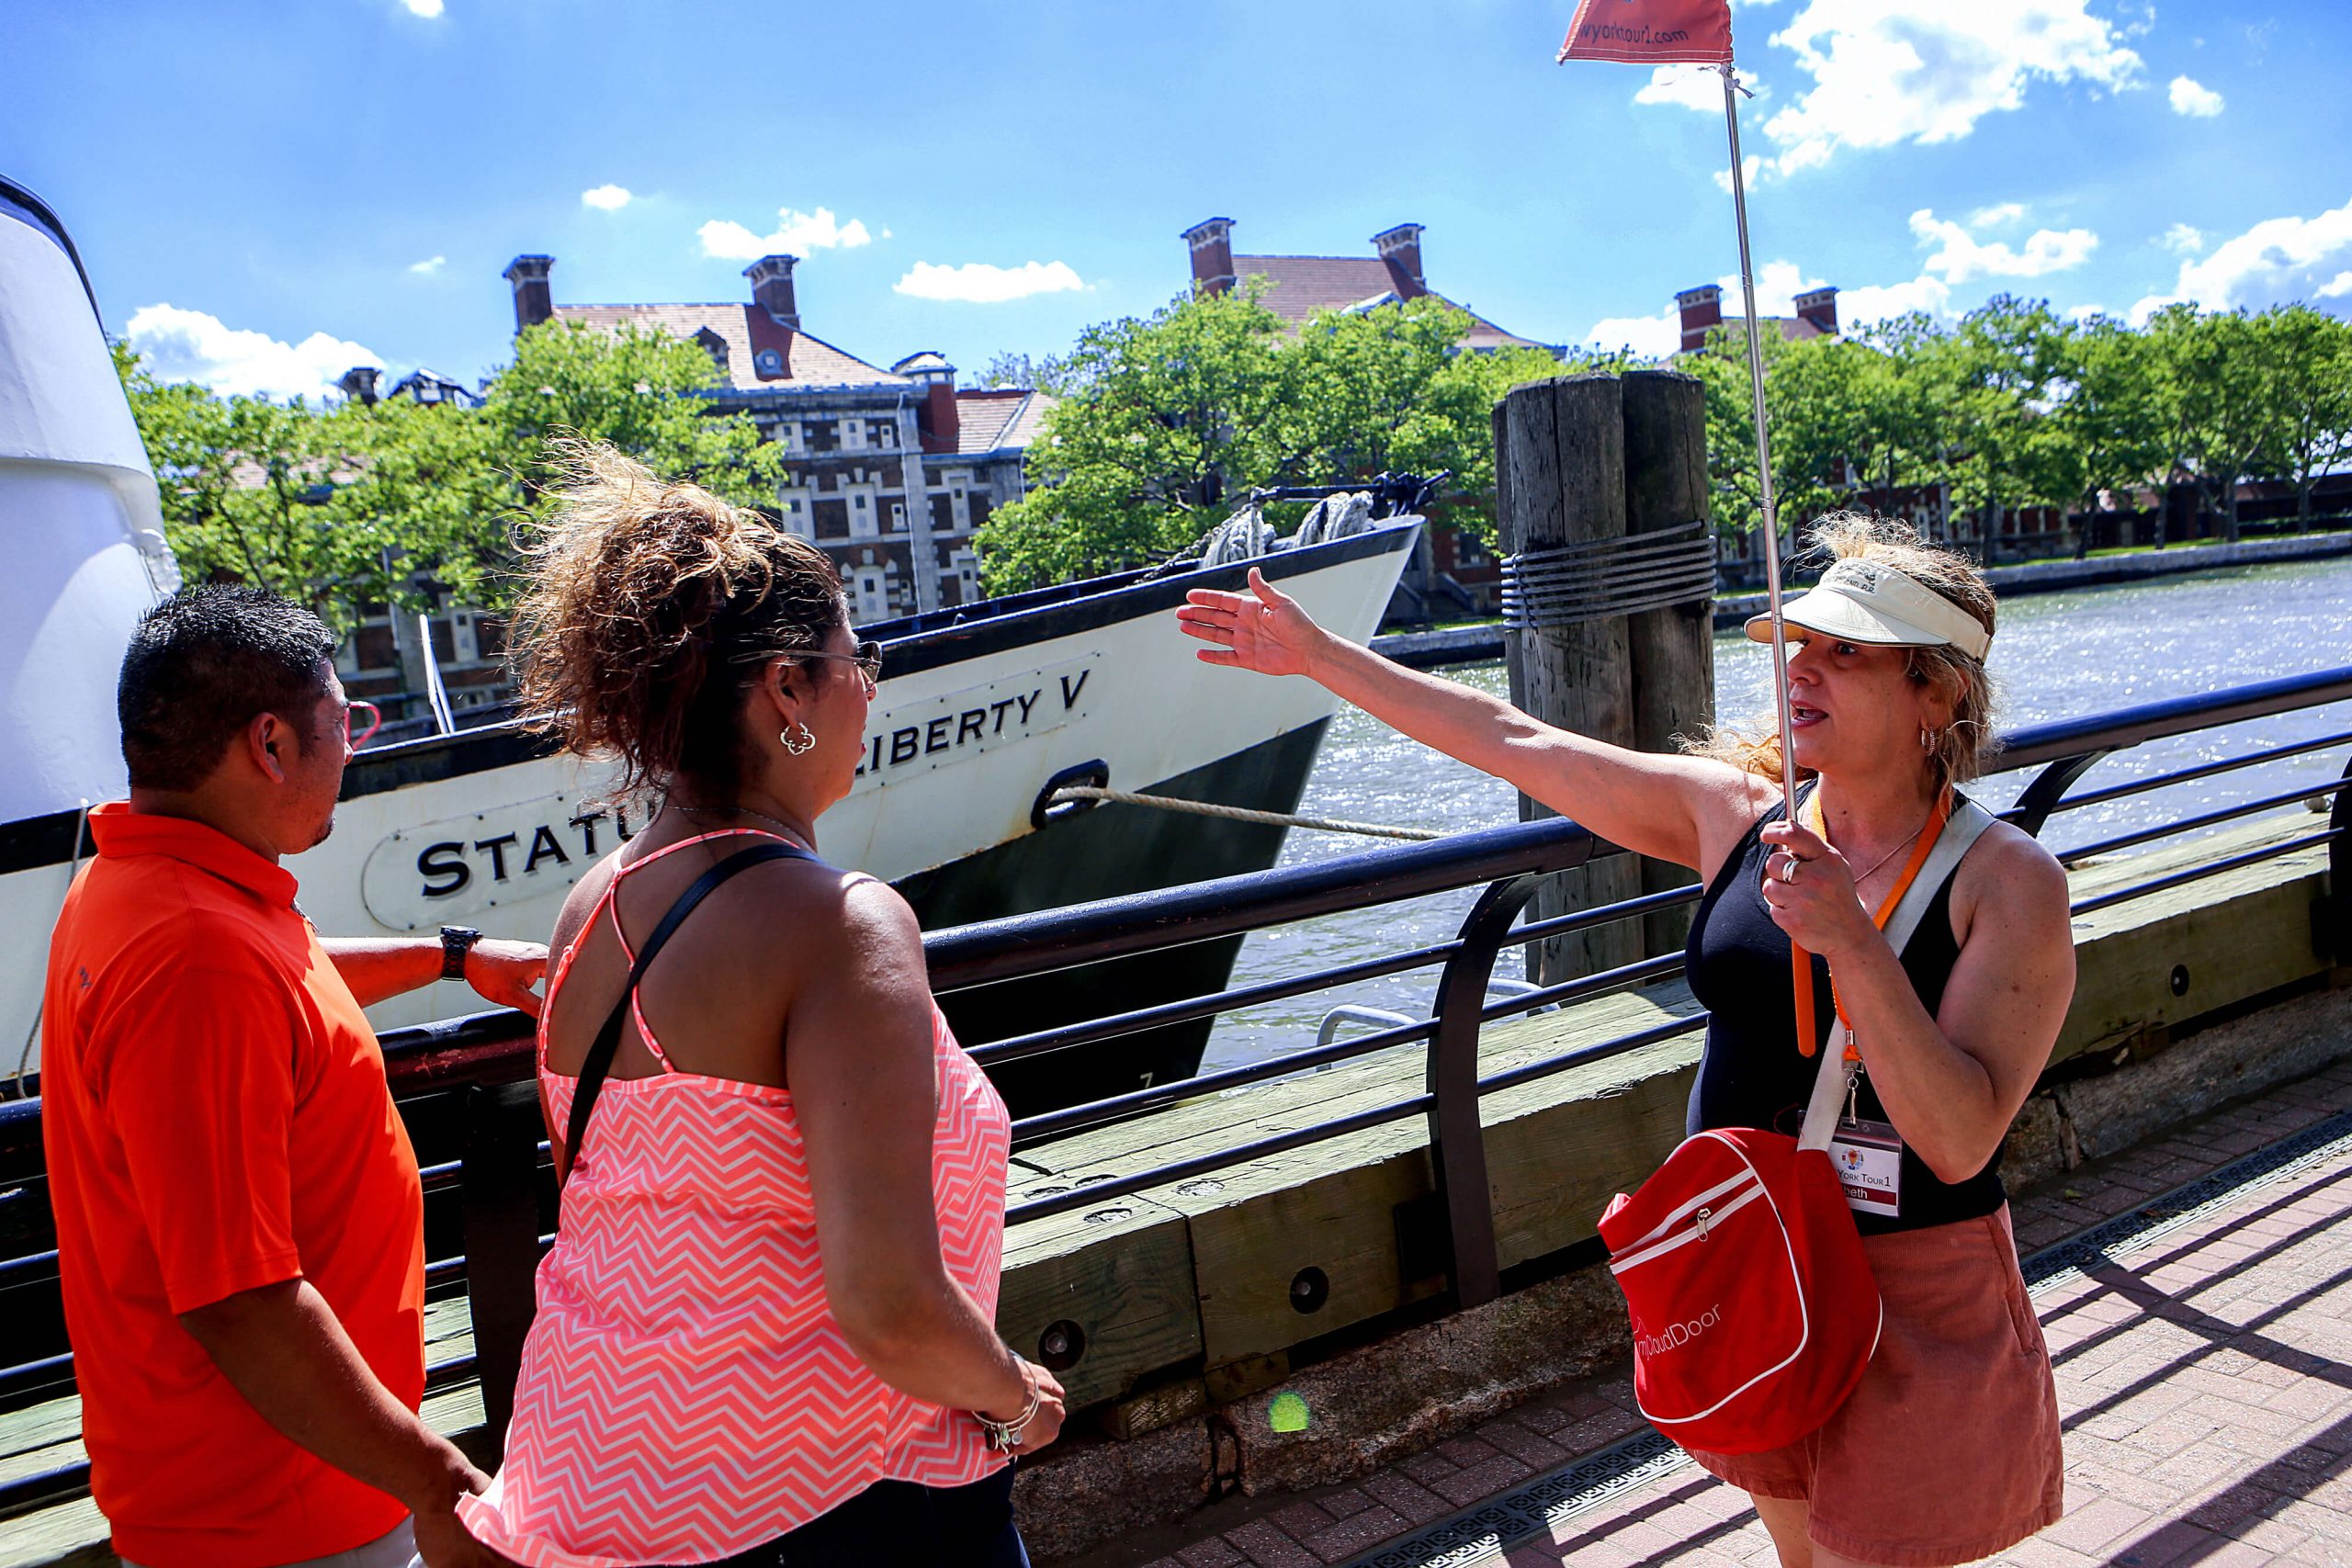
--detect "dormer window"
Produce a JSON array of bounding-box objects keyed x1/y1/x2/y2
[
  {"x1": 753, "y1": 348, "x2": 785, "y2": 378},
  {"x1": 694, "y1": 327, "x2": 730, "y2": 375}
]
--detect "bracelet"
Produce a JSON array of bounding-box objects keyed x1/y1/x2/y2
[{"x1": 976, "y1": 1361, "x2": 1040, "y2": 1453}]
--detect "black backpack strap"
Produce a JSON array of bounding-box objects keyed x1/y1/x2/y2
[{"x1": 560, "y1": 840, "x2": 811, "y2": 1183}]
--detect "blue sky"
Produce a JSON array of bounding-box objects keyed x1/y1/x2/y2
[{"x1": 7, "y1": 0, "x2": 2348, "y2": 400}]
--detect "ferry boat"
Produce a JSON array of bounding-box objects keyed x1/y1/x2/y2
[{"x1": 0, "y1": 176, "x2": 1418, "y2": 1113}]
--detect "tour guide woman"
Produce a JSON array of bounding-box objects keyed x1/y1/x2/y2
[
  {"x1": 1180, "y1": 515, "x2": 2071, "y2": 1568},
  {"x1": 458, "y1": 444, "x2": 1062, "y2": 1568}
]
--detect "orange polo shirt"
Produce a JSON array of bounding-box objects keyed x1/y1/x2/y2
[{"x1": 40, "y1": 804, "x2": 424, "y2": 1568}]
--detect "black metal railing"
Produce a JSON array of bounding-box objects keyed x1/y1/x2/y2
[{"x1": 1, "y1": 665, "x2": 2346, "y2": 1522}]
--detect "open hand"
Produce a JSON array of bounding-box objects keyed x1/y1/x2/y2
[
  {"x1": 465, "y1": 939, "x2": 548, "y2": 1017},
  {"x1": 1758, "y1": 820, "x2": 1876, "y2": 959},
  {"x1": 1177, "y1": 568, "x2": 1326, "y2": 678}
]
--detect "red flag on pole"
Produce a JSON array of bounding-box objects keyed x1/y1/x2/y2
[{"x1": 1556, "y1": 0, "x2": 1732, "y2": 65}]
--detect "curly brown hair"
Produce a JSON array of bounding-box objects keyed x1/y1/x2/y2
[
  {"x1": 509, "y1": 440, "x2": 844, "y2": 800},
  {"x1": 1682, "y1": 513, "x2": 1998, "y2": 793}
]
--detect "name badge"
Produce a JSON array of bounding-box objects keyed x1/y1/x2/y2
[{"x1": 1829, "y1": 1118, "x2": 1903, "y2": 1218}]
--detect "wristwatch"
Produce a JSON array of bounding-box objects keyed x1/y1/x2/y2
[{"x1": 439, "y1": 925, "x2": 482, "y2": 982}]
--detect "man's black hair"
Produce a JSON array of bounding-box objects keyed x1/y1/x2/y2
[{"x1": 118, "y1": 586, "x2": 339, "y2": 792}]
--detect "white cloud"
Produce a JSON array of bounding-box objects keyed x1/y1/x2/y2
[
  {"x1": 1713, "y1": 153, "x2": 1765, "y2": 195},
  {"x1": 581, "y1": 184, "x2": 633, "y2": 211},
  {"x1": 1839, "y1": 275, "x2": 1955, "y2": 324},
  {"x1": 893, "y1": 260, "x2": 1085, "y2": 304},
  {"x1": 1753, "y1": 0, "x2": 2142, "y2": 178},
  {"x1": 407, "y1": 255, "x2": 446, "y2": 276},
  {"x1": 2167, "y1": 75, "x2": 2224, "y2": 117},
  {"x1": 124, "y1": 304, "x2": 379, "y2": 401},
  {"x1": 1717, "y1": 259, "x2": 1824, "y2": 315},
  {"x1": 1968, "y1": 201, "x2": 2027, "y2": 229},
  {"x1": 1581, "y1": 310, "x2": 1683, "y2": 358},
  {"x1": 401, "y1": 0, "x2": 443, "y2": 16},
  {"x1": 1909, "y1": 208, "x2": 2098, "y2": 283},
  {"x1": 2132, "y1": 197, "x2": 2352, "y2": 320},
  {"x1": 1634, "y1": 64, "x2": 1732, "y2": 113},
  {"x1": 697, "y1": 206, "x2": 874, "y2": 260},
  {"x1": 2159, "y1": 222, "x2": 2206, "y2": 255},
  {"x1": 2319, "y1": 271, "x2": 2352, "y2": 300}
]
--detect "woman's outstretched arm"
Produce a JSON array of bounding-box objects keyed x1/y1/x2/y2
[{"x1": 1180, "y1": 568, "x2": 1762, "y2": 874}]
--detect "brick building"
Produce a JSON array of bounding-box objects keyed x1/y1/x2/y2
[
  {"x1": 502, "y1": 252, "x2": 1051, "y2": 621},
  {"x1": 1181, "y1": 217, "x2": 1547, "y2": 352},
  {"x1": 1179, "y1": 218, "x2": 1558, "y2": 623},
  {"x1": 1672, "y1": 282, "x2": 1841, "y2": 352}
]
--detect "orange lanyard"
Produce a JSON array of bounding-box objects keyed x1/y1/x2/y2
[{"x1": 1800, "y1": 787, "x2": 1951, "y2": 1063}]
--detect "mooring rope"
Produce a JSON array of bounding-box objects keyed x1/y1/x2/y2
[{"x1": 1046, "y1": 785, "x2": 1442, "y2": 841}]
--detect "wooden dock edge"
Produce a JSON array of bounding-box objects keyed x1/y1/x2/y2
[{"x1": 1002, "y1": 825, "x2": 2346, "y2": 1561}]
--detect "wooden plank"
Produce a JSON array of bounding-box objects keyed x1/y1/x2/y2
[
  {"x1": 2056, "y1": 819, "x2": 2329, "y2": 1062},
  {"x1": 994, "y1": 1179, "x2": 1199, "y2": 1412},
  {"x1": 996, "y1": 818, "x2": 2331, "y2": 1387}
]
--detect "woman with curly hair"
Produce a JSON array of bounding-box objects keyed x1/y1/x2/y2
[
  {"x1": 458, "y1": 443, "x2": 1061, "y2": 1568},
  {"x1": 1180, "y1": 514, "x2": 2072, "y2": 1568}
]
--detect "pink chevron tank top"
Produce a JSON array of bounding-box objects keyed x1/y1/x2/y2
[{"x1": 458, "y1": 831, "x2": 1011, "y2": 1568}]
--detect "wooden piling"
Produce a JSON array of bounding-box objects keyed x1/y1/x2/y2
[
  {"x1": 1493, "y1": 374, "x2": 1643, "y2": 985},
  {"x1": 1620, "y1": 369, "x2": 1716, "y2": 955},
  {"x1": 1494, "y1": 371, "x2": 1716, "y2": 982}
]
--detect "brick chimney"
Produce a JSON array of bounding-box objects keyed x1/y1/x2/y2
[
  {"x1": 893, "y1": 353, "x2": 961, "y2": 453},
  {"x1": 745, "y1": 255, "x2": 801, "y2": 328},
  {"x1": 1676, "y1": 284, "x2": 1724, "y2": 352},
  {"x1": 337, "y1": 366, "x2": 381, "y2": 406},
  {"x1": 1793, "y1": 286, "x2": 1840, "y2": 337},
  {"x1": 503, "y1": 254, "x2": 554, "y2": 333},
  {"x1": 1182, "y1": 217, "x2": 1237, "y2": 296},
  {"x1": 1373, "y1": 223, "x2": 1428, "y2": 299}
]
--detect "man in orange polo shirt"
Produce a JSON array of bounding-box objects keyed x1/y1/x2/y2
[{"x1": 42, "y1": 587, "x2": 548, "y2": 1568}]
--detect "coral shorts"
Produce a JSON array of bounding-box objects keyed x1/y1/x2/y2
[{"x1": 1686, "y1": 1206, "x2": 2064, "y2": 1567}]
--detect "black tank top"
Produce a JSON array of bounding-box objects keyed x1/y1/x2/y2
[{"x1": 1680, "y1": 784, "x2": 2005, "y2": 1235}]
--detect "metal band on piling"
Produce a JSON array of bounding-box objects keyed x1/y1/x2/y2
[{"x1": 1499, "y1": 521, "x2": 1715, "y2": 629}]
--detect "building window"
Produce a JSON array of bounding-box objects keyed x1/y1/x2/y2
[{"x1": 870, "y1": 420, "x2": 896, "y2": 447}]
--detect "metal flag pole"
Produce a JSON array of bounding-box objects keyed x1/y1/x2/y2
[{"x1": 1718, "y1": 60, "x2": 1822, "y2": 1052}]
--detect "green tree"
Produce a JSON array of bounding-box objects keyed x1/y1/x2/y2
[
  {"x1": 2254, "y1": 305, "x2": 2352, "y2": 526},
  {"x1": 118, "y1": 321, "x2": 786, "y2": 626},
  {"x1": 976, "y1": 288, "x2": 1294, "y2": 592},
  {"x1": 115, "y1": 340, "x2": 390, "y2": 619},
  {"x1": 2046, "y1": 315, "x2": 2165, "y2": 541}
]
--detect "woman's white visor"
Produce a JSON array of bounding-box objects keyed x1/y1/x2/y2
[{"x1": 1743, "y1": 558, "x2": 1991, "y2": 660}]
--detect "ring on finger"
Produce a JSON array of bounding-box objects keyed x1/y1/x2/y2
[{"x1": 1779, "y1": 856, "x2": 1801, "y2": 885}]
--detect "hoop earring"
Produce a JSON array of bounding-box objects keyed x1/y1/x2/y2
[{"x1": 781, "y1": 721, "x2": 816, "y2": 757}]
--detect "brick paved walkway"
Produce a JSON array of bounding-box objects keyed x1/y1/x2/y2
[{"x1": 1106, "y1": 1057, "x2": 2352, "y2": 1568}]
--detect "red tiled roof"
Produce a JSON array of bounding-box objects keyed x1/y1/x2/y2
[
  {"x1": 948, "y1": 389, "x2": 1057, "y2": 455},
  {"x1": 1227, "y1": 255, "x2": 1544, "y2": 351},
  {"x1": 548, "y1": 304, "x2": 907, "y2": 391}
]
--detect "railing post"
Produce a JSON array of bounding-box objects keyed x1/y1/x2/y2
[
  {"x1": 2011, "y1": 750, "x2": 2107, "y2": 838},
  {"x1": 460, "y1": 1080, "x2": 543, "y2": 1451},
  {"x1": 2329, "y1": 753, "x2": 2352, "y2": 966},
  {"x1": 1426, "y1": 874, "x2": 1544, "y2": 1309}
]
